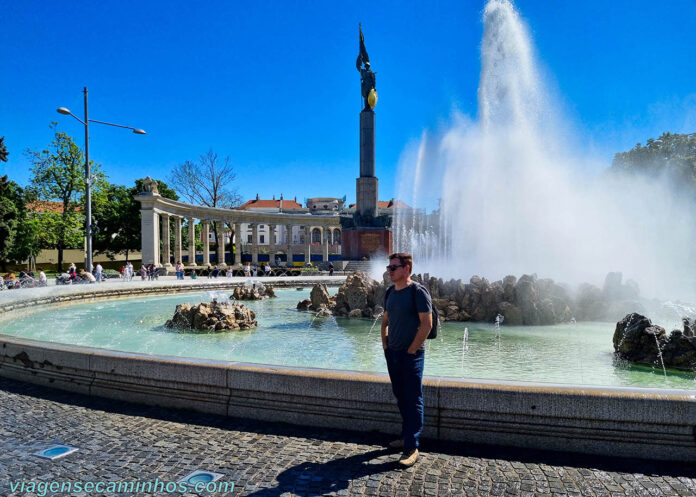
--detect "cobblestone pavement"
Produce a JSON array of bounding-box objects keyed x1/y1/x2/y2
[{"x1": 1, "y1": 377, "x2": 695, "y2": 497}]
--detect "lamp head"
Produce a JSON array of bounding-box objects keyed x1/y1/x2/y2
[
  {"x1": 133, "y1": 129, "x2": 146, "y2": 135},
  {"x1": 57, "y1": 107, "x2": 71, "y2": 115}
]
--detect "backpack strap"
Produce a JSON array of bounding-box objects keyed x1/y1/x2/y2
[{"x1": 384, "y1": 285, "x2": 394, "y2": 309}]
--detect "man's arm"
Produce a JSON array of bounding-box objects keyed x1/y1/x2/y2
[
  {"x1": 407, "y1": 312, "x2": 433, "y2": 354},
  {"x1": 381, "y1": 311, "x2": 389, "y2": 350}
]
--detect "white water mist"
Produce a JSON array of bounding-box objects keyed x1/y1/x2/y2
[{"x1": 395, "y1": 0, "x2": 696, "y2": 302}]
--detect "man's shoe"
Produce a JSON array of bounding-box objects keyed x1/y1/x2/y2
[
  {"x1": 388, "y1": 439, "x2": 404, "y2": 450},
  {"x1": 398, "y1": 448, "x2": 419, "y2": 467}
]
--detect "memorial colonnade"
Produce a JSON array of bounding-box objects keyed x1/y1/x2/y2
[{"x1": 135, "y1": 193, "x2": 341, "y2": 267}]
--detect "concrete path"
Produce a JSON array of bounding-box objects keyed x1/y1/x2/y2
[{"x1": 1, "y1": 376, "x2": 695, "y2": 497}]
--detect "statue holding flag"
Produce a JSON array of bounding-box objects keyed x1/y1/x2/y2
[{"x1": 356, "y1": 24, "x2": 377, "y2": 110}]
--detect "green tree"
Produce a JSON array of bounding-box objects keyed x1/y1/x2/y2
[
  {"x1": 92, "y1": 178, "x2": 178, "y2": 261},
  {"x1": 0, "y1": 176, "x2": 19, "y2": 270},
  {"x1": 610, "y1": 132, "x2": 696, "y2": 193},
  {"x1": 0, "y1": 136, "x2": 8, "y2": 163},
  {"x1": 26, "y1": 125, "x2": 105, "y2": 271}
]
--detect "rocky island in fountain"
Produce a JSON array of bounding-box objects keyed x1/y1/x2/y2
[
  {"x1": 613, "y1": 313, "x2": 696, "y2": 371},
  {"x1": 297, "y1": 270, "x2": 667, "y2": 326},
  {"x1": 166, "y1": 300, "x2": 257, "y2": 331},
  {"x1": 232, "y1": 284, "x2": 276, "y2": 301}
]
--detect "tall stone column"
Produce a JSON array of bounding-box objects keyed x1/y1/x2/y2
[
  {"x1": 140, "y1": 207, "x2": 160, "y2": 266},
  {"x1": 234, "y1": 222, "x2": 242, "y2": 266},
  {"x1": 322, "y1": 226, "x2": 329, "y2": 262},
  {"x1": 201, "y1": 220, "x2": 210, "y2": 266},
  {"x1": 174, "y1": 217, "x2": 182, "y2": 264},
  {"x1": 285, "y1": 224, "x2": 293, "y2": 266},
  {"x1": 357, "y1": 109, "x2": 378, "y2": 220},
  {"x1": 217, "y1": 220, "x2": 226, "y2": 267},
  {"x1": 187, "y1": 218, "x2": 196, "y2": 266},
  {"x1": 251, "y1": 223, "x2": 259, "y2": 263},
  {"x1": 161, "y1": 213, "x2": 172, "y2": 267},
  {"x1": 304, "y1": 226, "x2": 311, "y2": 266},
  {"x1": 268, "y1": 223, "x2": 276, "y2": 263}
]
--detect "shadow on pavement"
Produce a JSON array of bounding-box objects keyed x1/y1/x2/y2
[{"x1": 2, "y1": 376, "x2": 695, "y2": 479}]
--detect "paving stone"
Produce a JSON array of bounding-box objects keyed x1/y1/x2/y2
[{"x1": 1, "y1": 376, "x2": 695, "y2": 497}]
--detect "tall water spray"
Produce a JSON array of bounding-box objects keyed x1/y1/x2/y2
[{"x1": 395, "y1": 0, "x2": 696, "y2": 302}]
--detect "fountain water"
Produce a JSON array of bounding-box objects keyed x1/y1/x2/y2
[
  {"x1": 394, "y1": 0, "x2": 696, "y2": 303},
  {"x1": 368, "y1": 311, "x2": 384, "y2": 335},
  {"x1": 653, "y1": 333, "x2": 668, "y2": 378}
]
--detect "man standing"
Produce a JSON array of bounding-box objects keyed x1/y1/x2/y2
[{"x1": 381, "y1": 252, "x2": 432, "y2": 467}]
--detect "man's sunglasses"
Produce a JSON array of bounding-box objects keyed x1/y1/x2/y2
[{"x1": 386, "y1": 264, "x2": 405, "y2": 271}]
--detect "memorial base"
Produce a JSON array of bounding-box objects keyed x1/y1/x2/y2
[{"x1": 341, "y1": 228, "x2": 393, "y2": 260}]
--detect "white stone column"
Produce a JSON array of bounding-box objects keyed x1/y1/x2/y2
[
  {"x1": 201, "y1": 220, "x2": 210, "y2": 266},
  {"x1": 140, "y1": 207, "x2": 160, "y2": 266},
  {"x1": 251, "y1": 223, "x2": 259, "y2": 263},
  {"x1": 217, "y1": 220, "x2": 226, "y2": 267},
  {"x1": 234, "y1": 222, "x2": 242, "y2": 266},
  {"x1": 285, "y1": 224, "x2": 293, "y2": 266},
  {"x1": 174, "y1": 216, "x2": 182, "y2": 264},
  {"x1": 161, "y1": 213, "x2": 172, "y2": 267},
  {"x1": 187, "y1": 218, "x2": 196, "y2": 266},
  {"x1": 268, "y1": 223, "x2": 276, "y2": 263},
  {"x1": 322, "y1": 226, "x2": 329, "y2": 262},
  {"x1": 304, "y1": 226, "x2": 311, "y2": 265}
]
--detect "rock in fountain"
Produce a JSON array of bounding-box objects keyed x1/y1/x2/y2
[
  {"x1": 166, "y1": 300, "x2": 257, "y2": 331},
  {"x1": 232, "y1": 285, "x2": 276, "y2": 300},
  {"x1": 613, "y1": 313, "x2": 696, "y2": 371},
  {"x1": 297, "y1": 271, "x2": 385, "y2": 319}
]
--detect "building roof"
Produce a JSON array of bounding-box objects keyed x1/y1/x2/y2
[
  {"x1": 26, "y1": 201, "x2": 81, "y2": 214},
  {"x1": 238, "y1": 198, "x2": 304, "y2": 210}
]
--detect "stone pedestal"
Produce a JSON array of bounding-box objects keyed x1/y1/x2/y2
[{"x1": 341, "y1": 228, "x2": 393, "y2": 260}]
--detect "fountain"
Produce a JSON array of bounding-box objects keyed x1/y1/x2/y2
[
  {"x1": 1, "y1": 0, "x2": 695, "y2": 462},
  {"x1": 394, "y1": 0, "x2": 696, "y2": 305}
]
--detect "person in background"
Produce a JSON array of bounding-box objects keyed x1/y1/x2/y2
[
  {"x1": 95, "y1": 263, "x2": 103, "y2": 282},
  {"x1": 175, "y1": 261, "x2": 184, "y2": 280},
  {"x1": 80, "y1": 269, "x2": 96, "y2": 283},
  {"x1": 37, "y1": 268, "x2": 47, "y2": 287}
]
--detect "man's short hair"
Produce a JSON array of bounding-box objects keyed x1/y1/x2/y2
[{"x1": 388, "y1": 252, "x2": 413, "y2": 274}]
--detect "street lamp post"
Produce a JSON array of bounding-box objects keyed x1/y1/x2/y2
[{"x1": 57, "y1": 87, "x2": 145, "y2": 272}]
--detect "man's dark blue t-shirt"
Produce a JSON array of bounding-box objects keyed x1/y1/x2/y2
[{"x1": 385, "y1": 283, "x2": 433, "y2": 351}]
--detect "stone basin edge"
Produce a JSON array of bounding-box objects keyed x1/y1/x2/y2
[{"x1": 0, "y1": 280, "x2": 695, "y2": 461}]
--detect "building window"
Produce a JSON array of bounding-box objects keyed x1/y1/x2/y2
[
  {"x1": 260, "y1": 235, "x2": 265, "y2": 244},
  {"x1": 333, "y1": 229, "x2": 341, "y2": 244},
  {"x1": 247, "y1": 235, "x2": 252, "y2": 243},
  {"x1": 312, "y1": 228, "x2": 321, "y2": 243},
  {"x1": 259, "y1": 224, "x2": 264, "y2": 229}
]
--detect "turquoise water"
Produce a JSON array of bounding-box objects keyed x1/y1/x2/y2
[{"x1": 1, "y1": 289, "x2": 694, "y2": 389}]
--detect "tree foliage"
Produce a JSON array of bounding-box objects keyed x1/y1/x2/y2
[
  {"x1": 92, "y1": 178, "x2": 178, "y2": 260},
  {"x1": 0, "y1": 176, "x2": 19, "y2": 268},
  {"x1": 610, "y1": 132, "x2": 696, "y2": 192},
  {"x1": 168, "y1": 149, "x2": 242, "y2": 254},
  {"x1": 0, "y1": 136, "x2": 8, "y2": 163},
  {"x1": 168, "y1": 149, "x2": 241, "y2": 208},
  {"x1": 26, "y1": 125, "x2": 105, "y2": 270}
]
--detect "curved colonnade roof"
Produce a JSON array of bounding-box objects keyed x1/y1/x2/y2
[{"x1": 134, "y1": 193, "x2": 342, "y2": 226}]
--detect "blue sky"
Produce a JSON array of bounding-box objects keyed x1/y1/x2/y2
[{"x1": 1, "y1": 0, "x2": 695, "y2": 206}]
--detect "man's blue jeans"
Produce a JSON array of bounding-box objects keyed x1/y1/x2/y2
[{"x1": 384, "y1": 347, "x2": 425, "y2": 451}]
